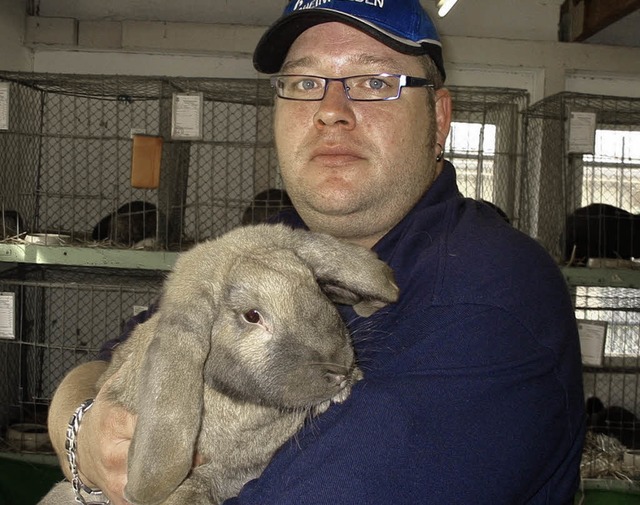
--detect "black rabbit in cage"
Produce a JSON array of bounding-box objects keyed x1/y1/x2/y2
[
  {"x1": 563, "y1": 203, "x2": 640, "y2": 263},
  {"x1": 586, "y1": 396, "x2": 640, "y2": 450},
  {"x1": 92, "y1": 201, "x2": 159, "y2": 247}
]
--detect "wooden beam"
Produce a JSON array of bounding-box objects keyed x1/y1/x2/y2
[{"x1": 560, "y1": 0, "x2": 640, "y2": 42}]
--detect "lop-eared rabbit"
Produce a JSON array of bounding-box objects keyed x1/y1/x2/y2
[{"x1": 40, "y1": 223, "x2": 399, "y2": 505}]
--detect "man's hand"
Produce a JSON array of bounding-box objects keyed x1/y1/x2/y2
[
  {"x1": 48, "y1": 361, "x2": 207, "y2": 505},
  {"x1": 75, "y1": 381, "x2": 136, "y2": 505},
  {"x1": 48, "y1": 361, "x2": 135, "y2": 504}
]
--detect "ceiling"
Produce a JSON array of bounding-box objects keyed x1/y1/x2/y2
[{"x1": 31, "y1": 0, "x2": 640, "y2": 48}]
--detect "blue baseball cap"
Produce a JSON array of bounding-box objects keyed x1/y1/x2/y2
[{"x1": 253, "y1": 0, "x2": 446, "y2": 81}]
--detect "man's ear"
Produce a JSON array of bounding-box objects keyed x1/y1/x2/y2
[{"x1": 434, "y1": 88, "x2": 452, "y2": 149}]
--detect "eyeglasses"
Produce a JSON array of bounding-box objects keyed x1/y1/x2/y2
[{"x1": 270, "y1": 73, "x2": 435, "y2": 102}]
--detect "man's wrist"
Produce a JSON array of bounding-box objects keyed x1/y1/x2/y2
[{"x1": 66, "y1": 399, "x2": 109, "y2": 504}]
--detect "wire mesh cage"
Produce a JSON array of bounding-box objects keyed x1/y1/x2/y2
[
  {"x1": 579, "y1": 285, "x2": 640, "y2": 479},
  {"x1": 445, "y1": 86, "x2": 529, "y2": 227},
  {"x1": 0, "y1": 73, "x2": 531, "y2": 251},
  {"x1": 0, "y1": 265, "x2": 163, "y2": 455},
  {"x1": 0, "y1": 72, "x2": 284, "y2": 251},
  {"x1": 522, "y1": 93, "x2": 640, "y2": 480},
  {"x1": 522, "y1": 92, "x2": 640, "y2": 264}
]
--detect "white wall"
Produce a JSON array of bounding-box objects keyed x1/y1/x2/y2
[
  {"x1": 31, "y1": 50, "x2": 261, "y2": 79},
  {"x1": 0, "y1": 0, "x2": 32, "y2": 70},
  {"x1": 428, "y1": 0, "x2": 563, "y2": 42},
  {"x1": 444, "y1": 36, "x2": 640, "y2": 101},
  {"x1": 3, "y1": 1, "x2": 640, "y2": 100},
  {"x1": 31, "y1": 0, "x2": 566, "y2": 43}
]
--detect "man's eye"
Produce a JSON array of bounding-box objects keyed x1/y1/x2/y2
[
  {"x1": 298, "y1": 79, "x2": 318, "y2": 91},
  {"x1": 367, "y1": 77, "x2": 387, "y2": 90}
]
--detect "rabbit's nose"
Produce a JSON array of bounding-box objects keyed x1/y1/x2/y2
[{"x1": 324, "y1": 369, "x2": 347, "y2": 387}]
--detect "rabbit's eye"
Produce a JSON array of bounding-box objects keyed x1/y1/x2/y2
[{"x1": 242, "y1": 309, "x2": 262, "y2": 325}]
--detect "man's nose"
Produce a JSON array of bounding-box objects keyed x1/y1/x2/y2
[{"x1": 313, "y1": 81, "x2": 356, "y2": 129}]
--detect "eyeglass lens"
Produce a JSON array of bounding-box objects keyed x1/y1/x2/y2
[{"x1": 272, "y1": 74, "x2": 407, "y2": 101}]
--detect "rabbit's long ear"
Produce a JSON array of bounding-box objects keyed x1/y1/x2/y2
[
  {"x1": 124, "y1": 304, "x2": 212, "y2": 505},
  {"x1": 291, "y1": 230, "x2": 399, "y2": 317}
]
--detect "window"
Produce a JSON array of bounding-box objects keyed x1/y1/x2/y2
[
  {"x1": 445, "y1": 122, "x2": 497, "y2": 201},
  {"x1": 581, "y1": 129, "x2": 640, "y2": 212},
  {"x1": 575, "y1": 286, "x2": 640, "y2": 360}
]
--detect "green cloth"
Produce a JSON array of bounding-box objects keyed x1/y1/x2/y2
[{"x1": 0, "y1": 454, "x2": 64, "y2": 505}]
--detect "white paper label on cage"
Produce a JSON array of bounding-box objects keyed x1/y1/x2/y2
[
  {"x1": 577, "y1": 319, "x2": 607, "y2": 367},
  {"x1": 171, "y1": 92, "x2": 203, "y2": 140},
  {"x1": 0, "y1": 292, "x2": 15, "y2": 339},
  {"x1": 568, "y1": 111, "x2": 596, "y2": 154},
  {"x1": 0, "y1": 82, "x2": 9, "y2": 131}
]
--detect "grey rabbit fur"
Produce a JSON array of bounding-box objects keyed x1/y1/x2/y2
[{"x1": 39, "y1": 223, "x2": 399, "y2": 505}]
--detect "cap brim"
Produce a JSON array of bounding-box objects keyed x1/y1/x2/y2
[{"x1": 253, "y1": 10, "x2": 445, "y2": 81}]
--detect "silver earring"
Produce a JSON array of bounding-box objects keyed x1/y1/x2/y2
[{"x1": 436, "y1": 143, "x2": 444, "y2": 162}]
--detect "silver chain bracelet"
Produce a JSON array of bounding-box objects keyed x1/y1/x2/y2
[{"x1": 65, "y1": 398, "x2": 111, "y2": 505}]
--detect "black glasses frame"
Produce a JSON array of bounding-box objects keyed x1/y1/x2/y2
[{"x1": 270, "y1": 73, "x2": 435, "y2": 102}]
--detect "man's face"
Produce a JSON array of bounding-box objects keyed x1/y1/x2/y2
[{"x1": 273, "y1": 22, "x2": 450, "y2": 247}]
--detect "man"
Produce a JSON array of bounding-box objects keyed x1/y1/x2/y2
[{"x1": 48, "y1": 0, "x2": 585, "y2": 503}]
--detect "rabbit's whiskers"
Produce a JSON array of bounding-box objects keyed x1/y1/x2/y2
[{"x1": 306, "y1": 361, "x2": 349, "y2": 370}]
